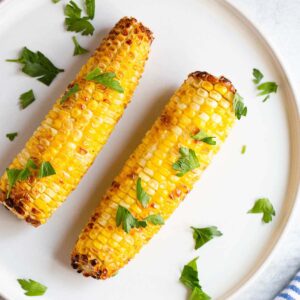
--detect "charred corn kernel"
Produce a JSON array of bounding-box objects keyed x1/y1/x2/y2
[
  {"x1": 0, "y1": 17, "x2": 153, "y2": 227},
  {"x1": 71, "y1": 71, "x2": 238, "y2": 279}
]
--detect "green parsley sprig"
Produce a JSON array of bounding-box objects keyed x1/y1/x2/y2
[
  {"x1": 72, "y1": 36, "x2": 89, "y2": 56},
  {"x1": 248, "y1": 198, "x2": 275, "y2": 223},
  {"x1": 136, "y1": 177, "x2": 151, "y2": 208},
  {"x1": 233, "y1": 93, "x2": 247, "y2": 120},
  {"x1": 19, "y1": 89, "x2": 35, "y2": 109},
  {"x1": 86, "y1": 68, "x2": 124, "y2": 93},
  {"x1": 191, "y1": 226, "x2": 222, "y2": 250},
  {"x1": 17, "y1": 279, "x2": 47, "y2": 296},
  {"x1": 60, "y1": 83, "x2": 80, "y2": 103},
  {"x1": 192, "y1": 131, "x2": 216, "y2": 145},
  {"x1": 173, "y1": 147, "x2": 200, "y2": 177},
  {"x1": 7, "y1": 47, "x2": 64, "y2": 86},
  {"x1": 6, "y1": 132, "x2": 18, "y2": 141},
  {"x1": 85, "y1": 0, "x2": 95, "y2": 20}
]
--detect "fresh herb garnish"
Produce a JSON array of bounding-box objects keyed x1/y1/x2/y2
[
  {"x1": 191, "y1": 226, "x2": 222, "y2": 250},
  {"x1": 52, "y1": 0, "x2": 61, "y2": 3},
  {"x1": 61, "y1": 83, "x2": 80, "y2": 103},
  {"x1": 241, "y1": 145, "x2": 247, "y2": 154},
  {"x1": 180, "y1": 257, "x2": 211, "y2": 300},
  {"x1": 233, "y1": 93, "x2": 247, "y2": 120},
  {"x1": 72, "y1": 36, "x2": 89, "y2": 56},
  {"x1": 85, "y1": 0, "x2": 95, "y2": 19},
  {"x1": 116, "y1": 205, "x2": 164, "y2": 233},
  {"x1": 38, "y1": 162, "x2": 56, "y2": 178},
  {"x1": 257, "y1": 81, "x2": 278, "y2": 102},
  {"x1": 192, "y1": 131, "x2": 216, "y2": 145},
  {"x1": 252, "y1": 68, "x2": 264, "y2": 84},
  {"x1": 19, "y1": 90, "x2": 35, "y2": 109},
  {"x1": 136, "y1": 177, "x2": 150, "y2": 208},
  {"x1": 173, "y1": 147, "x2": 200, "y2": 177},
  {"x1": 86, "y1": 68, "x2": 124, "y2": 93},
  {"x1": 6, "y1": 47, "x2": 64, "y2": 86},
  {"x1": 65, "y1": 1, "x2": 95, "y2": 36},
  {"x1": 6, "y1": 132, "x2": 18, "y2": 141},
  {"x1": 248, "y1": 198, "x2": 275, "y2": 223},
  {"x1": 17, "y1": 279, "x2": 47, "y2": 296}
]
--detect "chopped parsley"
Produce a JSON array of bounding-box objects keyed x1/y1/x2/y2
[
  {"x1": 241, "y1": 145, "x2": 247, "y2": 154},
  {"x1": 192, "y1": 131, "x2": 216, "y2": 145},
  {"x1": 248, "y1": 198, "x2": 275, "y2": 223},
  {"x1": 86, "y1": 68, "x2": 124, "y2": 93},
  {"x1": 116, "y1": 205, "x2": 164, "y2": 233},
  {"x1": 17, "y1": 279, "x2": 47, "y2": 296},
  {"x1": 19, "y1": 89, "x2": 35, "y2": 109},
  {"x1": 180, "y1": 257, "x2": 211, "y2": 300},
  {"x1": 6, "y1": 47, "x2": 64, "y2": 86},
  {"x1": 172, "y1": 147, "x2": 200, "y2": 177},
  {"x1": 85, "y1": 0, "x2": 95, "y2": 20},
  {"x1": 52, "y1": 0, "x2": 61, "y2": 3},
  {"x1": 252, "y1": 68, "x2": 264, "y2": 84},
  {"x1": 6, "y1": 132, "x2": 18, "y2": 141},
  {"x1": 65, "y1": 1, "x2": 95, "y2": 36},
  {"x1": 233, "y1": 93, "x2": 247, "y2": 120},
  {"x1": 72, "y1": 36, "x2": 89, "y2": 56},
  {"x1": 60, "y1": 83, "x2": 80, "y2": 103},
  {"x1": 38, "y1": 162, "x2": 56, "y2": 178},
  {"x1": 191, "y1": 226, "x2": 222, "y2": 250},
  {"x1": 136, "y1": 177, "x2": 150, "y2": 208}
]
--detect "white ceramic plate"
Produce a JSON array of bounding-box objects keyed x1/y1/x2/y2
[{"x1": 0, "y1": 0, "x2": 299, "y2": 299}]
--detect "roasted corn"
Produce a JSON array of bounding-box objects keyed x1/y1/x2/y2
[
  {"x1": 0, "y1": 17, "x2": 153, "y2": 226},
  {"x1": 71, "y1": 71, "x2": 237, "y2": 279}
]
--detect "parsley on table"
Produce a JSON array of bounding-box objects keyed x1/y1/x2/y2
[
  {"x1": 38, "y1": 162, "x2": 56, "y2": 178},
  {"x1": 17, "y1": 279, "x2": 47, "y2": 296},
  {"x1": 191, "y1": 226, "x2": 222, "y2": 250},
  {"x1": 65, "y1": 1, "x2": 95, "y2": 36},
  {"x1": 116, "y1": 205, "x2": 164, "y2": 233},
  {"x1": 180, "y1": 257, "x2": 211, "y2": 300},
  {"x1": 241, "y1": 145, "x2": 247, "y2": 154},
  {"x1": 6, "y1": 132, "x2": 18, "y2": 141},
  {"x1": 136, "y1": 177, "x2": 150, "y2": 208},
  {"x1": 72, "y1": 36, "x2": 89, "y2": 56},
  {"x1": 60, "y1": 83, "x2": 80, "y2": 103},
  {"x1": 173, "y1": 147, "x2": 200, "y2": 177},
  {"x1": 86, "y1": 68, "x2": 124, "y2": 93},
  {"x1": 52, "y1": 0, "x2": 61, "y2": 3},
  {"x1": 233, "y1": 93, "x2": 247, "y2": 120},
  {"x1": 19, "y1": 90, "x2": 35, "y2": 109},
  {"x1": 248, "y1": 198, "x2": 275, "y2": 223},
  {"x1": 257, "y1": 81, "x2": 278, "y2": 102},
  {"x1": 85, "y1": 0, "x2": 95, "y2": 20},
  {"x1": 252, "y1": 68, "x2": 264, "y2": 84},
  {"x1": 6, "y1": 47, "x2": 64, "y2": 86},
  {"x1": 191, "y1": 131, "x2": 216, "y2": 145}
]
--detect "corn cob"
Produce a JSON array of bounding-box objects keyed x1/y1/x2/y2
[
  {"x1": 0, "y1": 17, "x2": 153, "y2": 226},
  {"x1": 71, "y1": 71, "x2": 237, "y2": 279}
]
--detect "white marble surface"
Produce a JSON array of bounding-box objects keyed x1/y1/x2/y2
[
  {"x1": 229, "y1": 1, "x2": 300, "y2": 299},
  {"x1": 0, "y1": 1, "x2": 299, "y2": 300}
]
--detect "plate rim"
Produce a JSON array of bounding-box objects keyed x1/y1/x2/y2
[{"x1": 0, "y1": 0, "x2": 299, "y2": 299}]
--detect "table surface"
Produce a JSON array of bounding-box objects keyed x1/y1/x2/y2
[{"x1": 0, "y1": 1, "x2": 299, "y2": 300}]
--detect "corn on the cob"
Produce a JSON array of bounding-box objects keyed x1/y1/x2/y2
[
  {"x1": 0, "y1": 17, "x2": 153, "y2": 227},
  {"x1": 71, "y1": 71, "x2": 237, "y2": 279}
]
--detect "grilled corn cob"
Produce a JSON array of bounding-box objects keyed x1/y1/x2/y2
[
  {"x1": 71, "y1": 71, "x2": 237, "y2": 279},
  {"x1": 0, "y1": 17, "x2": 153, "y2": 226}
]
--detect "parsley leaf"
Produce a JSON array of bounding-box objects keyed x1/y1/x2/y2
[
  {"x1": 252, "y1": 68, "x2": 264, "y2": 84},
  {"x1": 17, "y1": 279, "x2": 47, "y2": 296},
  {"x1": 136, "y1": 177, "x2": 150, "y2": 208},
  {"x1": 192, "y1": 131, "x2": 216, "y2": 145},
  {"x1": 248, "y1": 198, "x2": 275, "y2": 223},
  {"x1": 19, "y1": 89, "x2": 35, "y2": 109},
  {"x1": 233, "y1": 93, "x2": 247, "y2": 120},
  {"x1": 85, "y1": 0, "x2": 95, "y2": 19},
  {"x1": 61, "y1": 83, "x2": 80, "y2": 104},
  {"x1": 241, "y1": 145, "x2": 247, "y2": 154},
  {"x1": 52, "y1": 0, "x2": 61, "y2": 3},
  {"x1": 190, "y1": 287, "x2": 211, "y2": 300},
  {"x1": 7, "y1": 47, "x2": 64, "y2": 86},
  {"x1": 6, "y1": 132, "x2": 18, "y2": 141},
  {"x1": 173, "y1": 147, "x2": 200, "y2": 177},
  {"x1": 72, "y1": 36, "x2": 89, "y2": 56},
  {"x1": 65, "y1": 1, "x2": 95, "y2": 36},
  {"x1": 180, "y1": 258, "x2": 211, "y2": 300},
  {"x1": 191, "y1": 226, "x2": 222, "y2": 250},
  {"x1": 257, "y1": 82, "x2": 278, "y2": 96},
  {"x1": 38, "y1": 162, "x2": 56, "y2": 178},
  {"x1": 86, "y1": 68, "x2": 124, "y2": 93},
  {"x1": 144, "y1": 214, "x2": 164, "y2": 225}
]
